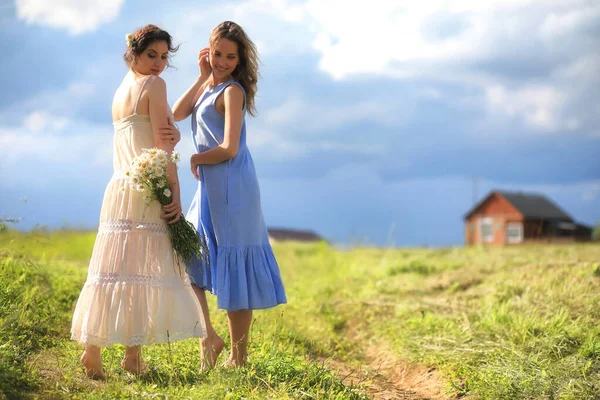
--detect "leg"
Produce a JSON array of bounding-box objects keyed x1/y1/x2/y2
[
  {"x1": 225, "y1": 309, "x2": 253, "y2": 367},
  {"x1": 192, "y1": 284, "x2": 225, "y2": 371},
  {"x1": 121, "y1": 345, "x2": 146, "y2": 374},
  {"x1": 80, "y1": 344, "x2": 107, "y2": 380}
]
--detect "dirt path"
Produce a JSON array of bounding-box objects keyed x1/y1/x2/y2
[
  {"x1": 324, "y1": 320, "x2": 450, "y2": 400},
  {"x1": 326, "y1": 347, "x2": 446, "y2": 400}
]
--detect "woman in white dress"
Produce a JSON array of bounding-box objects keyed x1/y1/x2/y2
[{"x1": 70, "y1": 24, "x2": 206, "y2": 380}]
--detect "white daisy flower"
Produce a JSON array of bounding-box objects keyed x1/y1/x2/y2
[
  {"x1": 125, "y1": 33, "x2": 134, "y2": 48},
  {"x1": 157, "y1": 179, "x2": 167, "y2": 188},
  {"x1": 163, "y1": 188, "x2": 172, "y2": 198},
  {"x1": 170, "y1": 151, "x2": 181, "y2": 163}
]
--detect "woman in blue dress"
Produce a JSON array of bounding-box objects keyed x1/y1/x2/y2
[{"x1": 173, "y1": 21, "x2": 286, "y2": 369}]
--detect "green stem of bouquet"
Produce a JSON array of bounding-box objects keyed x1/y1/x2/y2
[{"x1": 146, "y1": 179, "x2": 209, "y2": 268}]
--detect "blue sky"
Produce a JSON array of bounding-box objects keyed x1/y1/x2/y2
[{"x1": 1, "y1": 0, "x2": 599, "y2": 246}]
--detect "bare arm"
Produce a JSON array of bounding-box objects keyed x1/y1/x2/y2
[
  {"x1": 172, "y1": 48, "x2": 211, "y2": 121},
  {"x1": 148, "y1": 76, "x2": 181, "y2": 223},
  {"x1": 190, "y1": 85, "x2": 244, "y2": 175},
  {"x1": 172, "y1": 75, "x2": 208, "y2": 121}
]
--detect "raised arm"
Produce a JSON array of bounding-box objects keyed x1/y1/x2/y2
[
  {"x1": 172, "y1": 76, "x2": 207, "y2": 121},
  {"x1": 189, "y1": 85, "x2": 244, "y2": 178},
  {"x1": 148, "y1": 76, "x2": 182, "y2": 223},
  {"x1": 172, "y1": 48, "x2": 211, "y2": 121}
]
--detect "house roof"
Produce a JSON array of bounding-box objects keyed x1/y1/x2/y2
[
  {"x1": 267, "y1": 228, "x2": 325, "y2": 242},
  {"x1": 551, "y1": 221, "x2": 593, "y2": 231},
  {"x1": 464, "y1": 191, "x2": 573, "y2": 221}
]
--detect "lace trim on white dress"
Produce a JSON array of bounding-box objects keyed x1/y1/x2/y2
[
  {"x1": 98, "y1": 219, "x2": 168, "y2": 235},
  {"x1": 85, "y1": 272, "x2": 190, "y2": 287}
]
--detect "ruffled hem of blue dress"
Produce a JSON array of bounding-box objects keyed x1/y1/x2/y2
[{"x1": 187, "y1": 244, "x2": 287, "y2": 311}]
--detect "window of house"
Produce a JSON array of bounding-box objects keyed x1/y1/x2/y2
[
  {"x1": 506, "y1": 222, "x2": 523, "y2": 243},
  {"x1": 480, "y1": 217, "x2": 494, "y2": 242}
]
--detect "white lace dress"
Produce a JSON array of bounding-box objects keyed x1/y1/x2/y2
[{"x1": 70, "y1": 77, "x2": 206, "y2": 347}]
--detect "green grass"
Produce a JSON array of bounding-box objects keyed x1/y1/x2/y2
[{"x1": 1, "y1": 228, "x2": 600, "y2": 399}]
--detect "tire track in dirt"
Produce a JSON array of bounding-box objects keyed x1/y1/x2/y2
[
  {"x1": 324, "y1": 343, "x2": 447, "y2": 400},
  {"x1": 322, "y1": 310, "x2": 451, "y2": 400}
]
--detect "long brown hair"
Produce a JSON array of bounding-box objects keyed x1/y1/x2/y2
[{"x1": 203, "y1": 21, "x2": 260, "y2": 116}]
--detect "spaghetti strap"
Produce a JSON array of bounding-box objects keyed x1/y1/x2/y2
[{"x1": 134, "y1": 75, "x2": 152, "y2": 114}]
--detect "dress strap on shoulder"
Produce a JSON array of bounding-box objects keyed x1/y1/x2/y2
[{"x1": 134, "y1": 75, "x2": 153, "y2": 114}]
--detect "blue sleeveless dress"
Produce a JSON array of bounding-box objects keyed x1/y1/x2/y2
[{"x1": 185, "y1": 80, "x2": 287, "y2": 311}]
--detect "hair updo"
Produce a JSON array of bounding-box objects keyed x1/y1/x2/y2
[{"x1": 123, "y1": 24, "x2": 179, "y2": 68}]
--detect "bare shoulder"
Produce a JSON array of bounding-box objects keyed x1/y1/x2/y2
[
  {"x1": 224, "y1": 84, "x2": 243, "y2": 97},
  {"x1": 147, "y1": 75, "x2": 167, "y2": 93},
  {"x1": 224, "y1": 84, "x2": 244, "y2": 105}
]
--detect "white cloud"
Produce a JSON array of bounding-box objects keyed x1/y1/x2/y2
[
  {"x1": 169, "y1": 0, "x2": 315, "y2": 58},
  {"x1": 224, "y1": 0, "x2": 598, "y2": 135},
  {"x1": 15, "y1": 0, "x2": 125, "y2": 35},
  {"x1": 1, "y1": 105, "x2": 112, "y2": 175},
  {"x1": 0, "y1": 80, "x2": 97, "y2": 126},
  {"x1": 554, "y1": 54, "x2": 600, "y2": 83},
  {"x1": 280, "y1": 0, "x2": 593, "y2": 80},
  {"x1": 246, "y1": 128, "x2": 306, "y2": 159},
  {"x1": 297, "y1": 0, "x2": 499, "y2": 78},
  {"x1": 23, "y1": 111, "x2": 71, "y2": 132},
  {"x1": 156, "y1": 0, "x2": 599, "y2": 139},
  {"x1": 540, "y1": 4, "x2": 600, "y2": 39},
  {"x1": 484, "y1": 84, "x2": 568, "y2": 132},
  {"x1": 263, "y1": 97, "x2": 400, "y2": 133},
  {"x1": 232, "y1": 0, "x2": 306, "y2": 23},
  {"x1": 239, "y1": 96, "x2": 397, "y2": 160},
  {"x1": 246, "y1": 122, "x2": 386, "y2": 161}
]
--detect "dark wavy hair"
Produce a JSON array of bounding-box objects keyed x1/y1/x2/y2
[
  {"x1": 203, "y1": 21, "x2": 260, "y2": 116},
  {"x1": 123, "y1": 24, "x2": 179, "y2": 68}
]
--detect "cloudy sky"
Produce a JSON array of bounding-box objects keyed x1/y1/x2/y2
[{"x1": 1, "y1": 0, "x2": 599, "y2": 246}]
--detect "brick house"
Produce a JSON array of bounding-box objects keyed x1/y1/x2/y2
[{"x1": 464, "y1": 191, "x2": 593, "y2": 246}]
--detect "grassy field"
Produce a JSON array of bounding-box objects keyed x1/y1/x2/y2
[{"x1": 1, "y1": 228, "x2": 600, "y2": 399}]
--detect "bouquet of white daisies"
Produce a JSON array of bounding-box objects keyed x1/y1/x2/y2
[{"x1": 126, "y1": 148, "x2": 207, "y2": 265}]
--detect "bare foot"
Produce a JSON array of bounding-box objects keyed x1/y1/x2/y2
[
  {"x1": 200, "y1": 335, "x2": 225, "y2": 372},
  {"x1": 80, "y1": 351, "x2": 107, "y2": 380},
  {"x1": 121, "y1": 356, "x2": 147, "y2": 375},
  {"x1": 221, "y1": 355, "x2": 247, "y2": 369}
]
